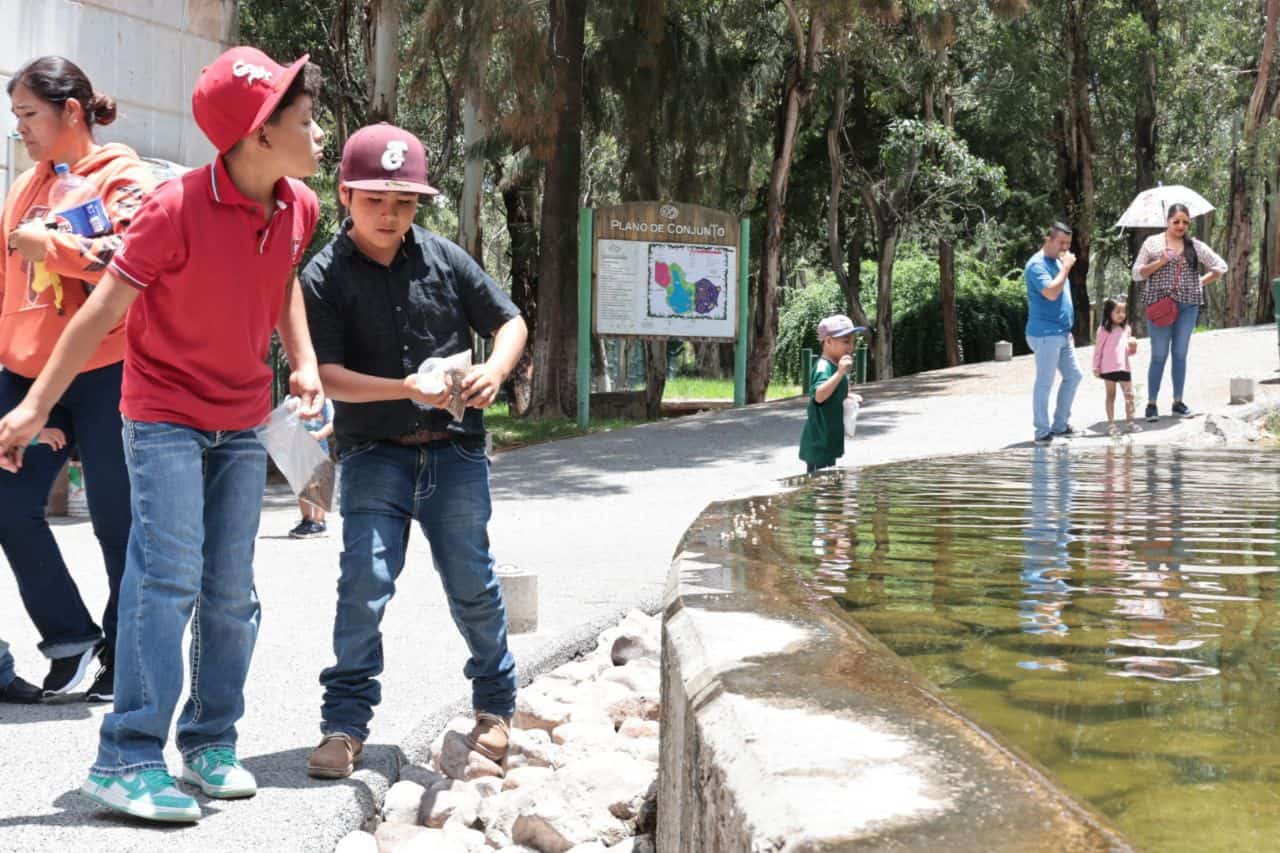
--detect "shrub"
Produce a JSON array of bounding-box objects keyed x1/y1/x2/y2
[
  {"x1": 892, "y1": 281, "x2": 1029, "y2": 376},
  {"x1": 775, "y1": 275, "x2": 846, "y2": 383}
]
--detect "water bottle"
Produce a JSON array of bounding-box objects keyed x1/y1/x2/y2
[
  {"x1": 48, "y1": 163, "x2": 109, "y2": 236},
  {"x1": 48, "y1": 163, "x2": 90, "y2": 209}
]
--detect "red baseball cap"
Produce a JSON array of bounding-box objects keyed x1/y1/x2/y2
[
  {"x1": 192, "y1": 46, "x2": 309, "y2": 153},
  {"x1": 340, "y1": 123, "x2": 439, "y2": 195}
]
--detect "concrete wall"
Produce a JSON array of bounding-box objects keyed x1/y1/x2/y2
[
  {"x1": 659, "y1": 498, "x2": 1134, "y2": 853},
  {"x1": 0, "y1": 0, "x2": 236, "y2": 195}
]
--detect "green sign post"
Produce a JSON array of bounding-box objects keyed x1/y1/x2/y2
[{"x1": 576, "y1": 204, "x2": 751, "y2": 430}]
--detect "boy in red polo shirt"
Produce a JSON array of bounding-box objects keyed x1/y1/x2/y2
[{"x1": 0, "y1": 46, "x2": 326, "y2": 823}]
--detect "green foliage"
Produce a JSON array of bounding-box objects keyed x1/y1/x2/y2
[
  {"x1": 775, "y1": 274, "x2": 847, "y2": 383},
  {"x1": 892, "y1": 281, "x2": 1029, "y2": 377},
  {"x1": 775, "y1": 247, "x2": 1028, "y2": 380}
]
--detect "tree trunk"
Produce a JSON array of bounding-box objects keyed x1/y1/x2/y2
[
  {"x1": 694, "y1": 341, "x2": 725, "y2": 378},
  {"x1": 826, "y1": 57, "x2": 872, "y2": 331},
  {"x1": 1127, "y1": 0, "x2": 1158, "y2": 289},
  {"x1": 934, "y1": 72, "x2": 960, "y2": 367},
  {"x1": 529, "y1": 0, "x2": 586, "y2": 419},
  {"x1": 644, "y1": 341, "x2": 667, "y2": 419},
  {"x1": 1224, "y1": 0, "x2": 1279, "y2": 327},
  {"x1": 874, "y1": 232, "x2": 897, "y2": 380},
  {"x1": 366, "y1": 0, "x2": 401, "y2": 124},
  {"x1": 1057, "y1": 0, "x2": 1096, "y2": 344},
  {"x1": 458, "y1": 8, "x2": 492, "y2": 264},
  {"x1": 1260, "y1": 169, "x2": 1280, "y2": 325},
  {"x1": 501, "y1": 164, "x2": 539, "y2": 417},
  {"x1": 746, "y1": 6, "x2": 825, "y2": 403},
  {"x1": 939, "y1": 239, "x2": 959, "y2": 365},
  {"x1": 1223, "y1": 146, "x2": 1253, "y2": 327}
]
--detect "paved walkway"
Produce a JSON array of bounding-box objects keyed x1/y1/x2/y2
[{"x1": 0, "y1": 324, "x2": 1275, "y2": 852}]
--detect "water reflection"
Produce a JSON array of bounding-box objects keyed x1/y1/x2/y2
[
  {"x1": 1021, "y1": 448, "x2": 1073, "y2": 636},
  {"x1": 765, "y1": 447, "x2": 1280, "y2": 852}
]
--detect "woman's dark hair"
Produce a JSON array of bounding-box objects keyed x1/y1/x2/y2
[
  {"x1": 1166, "y1": 203, "x2": 1199, "y2": 273},
  {"x1": 1101, "y1": 296, "x2": 1129, "y2": 332},
  {"x1": 6, "y1": 56, "x2": 117, "y2": 128}
]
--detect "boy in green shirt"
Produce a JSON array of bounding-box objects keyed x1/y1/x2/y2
[{"x1": 799, "y1": 314, "x2": 864, "y2": 472}]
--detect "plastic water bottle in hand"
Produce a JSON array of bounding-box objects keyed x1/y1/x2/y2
[{"x1": 48, "y1": 163, "x2": 110, "y2": 236}]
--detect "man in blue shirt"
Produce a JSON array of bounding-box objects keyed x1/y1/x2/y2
[{"x1": 1024, "y1": 222, "x2": 1080, "y2": 444}]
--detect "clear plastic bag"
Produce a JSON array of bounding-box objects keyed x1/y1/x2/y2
[
  {"x1": 415, "y1": 350, "x2": 472, "y2": 422},
  {"x1": 843, "y1": 396, "x2": 860, "y2": 439},
  {"x1": 257, "y1": 397, "x2": 335, "y2": 511}
]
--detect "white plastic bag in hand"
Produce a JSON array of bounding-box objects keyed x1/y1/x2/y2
[
  {"x1": 416, "y1": 350, "x2": 472, "y2": 422},
  {"x1": 843, "y1": 396, "x2": 860, "y2": 439},
  {"x1": 256, "y1": 397, "x2": 335, "y2": 511}
]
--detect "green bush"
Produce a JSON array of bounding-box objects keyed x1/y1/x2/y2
[
  {"x1": 773, "y1": 247, "x2": 1029, "y2": 382},
  {"x1": 892, "y1": 281, "x2": 1029, "y2": 376},
  {"x1": 775, "y1": 275, "x2": 846, "y2": 383}
]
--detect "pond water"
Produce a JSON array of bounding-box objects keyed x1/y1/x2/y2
[{"x1": 768, "y1": 446, "x2": 1280, "y2": 851}]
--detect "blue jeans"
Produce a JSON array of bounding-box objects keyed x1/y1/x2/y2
[
  {"x1": 92, "y1": 419, "x2": 267, "y2": 776},
  {"x1": 321, "y1": 441, "x2": 516, "y2": 741},
  {"x1": 0, "y1": 638, "x2": 15, "y2": 690},
  {"x1": 0, "y1": 363, "x2": 130, "y2": 659},
  {"x1": 1026, "y1": 332, "x2": 1083, "y2": 439},
  {"x1": 1146, "y1": 302, "x2": 1200, "y2": 402}
]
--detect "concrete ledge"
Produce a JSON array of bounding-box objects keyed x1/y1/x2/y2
[{"x1": 658, "y1": 498, "x2": 1133, "y2": 852}]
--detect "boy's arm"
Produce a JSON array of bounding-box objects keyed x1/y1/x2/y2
[
  {"x1": 461, "y1": 316, "x2": 529, "y2": 409},
  {"x1": 0, "y1": 271, "x2": 139, "y2": 470},
  {"x1": 275, "y1": 273, "x2": 324, "y2": 418},
  {"x1": 317, "y1": 364, "x2": 451, "y2": 408},
  {"x1": 813, "y1": 358, "x2": 850, "y2": 404}
]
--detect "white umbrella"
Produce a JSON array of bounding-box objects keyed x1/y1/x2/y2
[{"x1": 1114, "y1": 185, "x2": 1214, "y2": 229}]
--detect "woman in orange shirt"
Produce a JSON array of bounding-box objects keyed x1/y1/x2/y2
[{"x1": 1, "y1": 57, "x2": 155, "y2": 702}]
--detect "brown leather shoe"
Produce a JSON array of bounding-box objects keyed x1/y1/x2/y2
[
  {"x1": 465, "y1": 712, "x2": 511, "y2": 763},
  {"x1": 308, "y1": 733, "x2": 363, "y2": 779}
]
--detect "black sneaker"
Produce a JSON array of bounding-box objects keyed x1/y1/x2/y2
[
  {"x1": 0, "y1": 676, "x2": 44, "y2": 704},
  {"x1": 42, "y1": 644, "x2": 99, "y2": 696},
  {"x1": 289, "y1": 520, "x2": 327, "y2": 539},
  {"x1": 1145, "y1": 403, "x2": 1159, "y2": 422},
  {"x1": 85, "y1": 647, "x2": 114, "y2": 703},
  {"x1": 1171, "y1": 401, "x2": 1193, "y2": 418},
  {"x1": 1052, "y1": 425, "x2": 1077, "y2": 438},
  {"x1": 1033, "y1": 433, "x2": 1054, "y2": 446}
]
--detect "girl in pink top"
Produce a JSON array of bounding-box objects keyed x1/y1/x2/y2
[{"x1": 1092, "y1": 297, "x2": 1141, "y2": 435}]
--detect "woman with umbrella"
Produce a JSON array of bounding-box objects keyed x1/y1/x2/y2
[{"x1": 1128, "y1": 196, "x2": 1227, "y2": 421}]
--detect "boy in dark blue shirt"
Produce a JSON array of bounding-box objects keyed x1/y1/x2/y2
[{"x1": 301, "y1": 124, "x2": 527, "y2": 779}]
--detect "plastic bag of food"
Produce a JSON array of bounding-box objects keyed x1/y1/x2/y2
[
  {"x1": 415, "y1": 350, "x2": 472, "y2": 422},
  {"x1": 257, "y1": 397, "x2": 335, "y2": 511},
  {"x1": 843, "y1": 396, "x2": 860, "y2": 439}
]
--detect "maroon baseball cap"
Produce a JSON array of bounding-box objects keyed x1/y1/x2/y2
[
  {"x1": 340, "y1": 123, "x2": 439, "y2": 195},
  {"x1": 192, "y1": 46, "x2": 309, "y2": 153}
]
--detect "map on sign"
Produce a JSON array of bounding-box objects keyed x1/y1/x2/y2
[{"x1": 647, "y1": 243, "x2": 729, "y2": 321}]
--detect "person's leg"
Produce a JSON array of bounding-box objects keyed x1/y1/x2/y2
[
  {"x1": 1052, "y1": 332, "x2": 1083, "y2": 434},
  {"x1": 319, "y1": 443, "x2": 415, "y2": 743},
  {"x1": 1105, "y1": 381, "x2": 1116, "y2": 424},
  {"x1": 1121, "y1": 381, "x2": 1136, "y2": 425},
  {"x1": 171, "y1": 428, "x2": 267, "y2": 763},
  {"x1": 1146, "y1": 319, "x2": 1173, "y2": 405},
  {"x1": 64, "y1": 362, "x2": 130, "y2": 657},
  {"x1": 93, "y1": 420, "x2": 208, "y2": 777},
  {"x1": 0, "y1": 370, "x2": 101, "y2": 663},
  {"x1": 1027, "y1": 335, "x2": 1057, "y2": 439},
  {"x1": 1170, "y1": 303, "x2": 1200, "y2": 403},
  {"x1": 417, "y1": 444, "x2": 516, "y2": 722}
]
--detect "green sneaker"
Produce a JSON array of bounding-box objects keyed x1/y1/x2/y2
[
  {"x1": 81, "y1": 770, "x2": 201, "y2": 823},
  {"x1": 181, "y1": 747, "x2": 257, "y2": 799}
]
